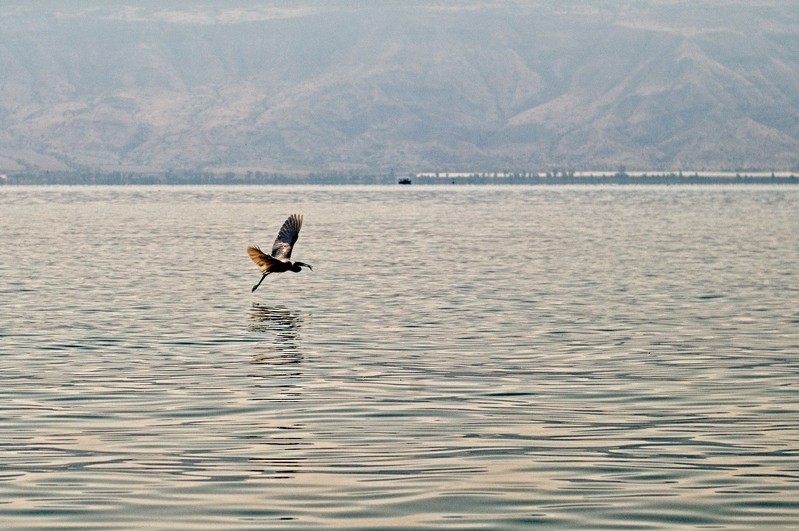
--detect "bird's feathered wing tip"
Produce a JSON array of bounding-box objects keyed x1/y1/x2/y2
[
  {"x1": 247, "y1": 246, "x2": 280, "y2": 272},
  {"x1": 272, "y1": 214, "x2": 303, "y2": 259}
]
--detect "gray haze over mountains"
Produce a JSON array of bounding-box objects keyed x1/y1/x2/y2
[{"x1": 1, "y1": 1, "x2": 798, "y2": 175}]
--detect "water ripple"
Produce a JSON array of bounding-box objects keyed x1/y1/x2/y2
[{"x1": 1, "y1": 185, "x2": 798, "y2": 528}]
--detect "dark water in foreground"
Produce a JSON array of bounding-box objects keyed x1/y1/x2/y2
[{"x1": 1, "y1": 185, "x2": 798, "y2": 529}]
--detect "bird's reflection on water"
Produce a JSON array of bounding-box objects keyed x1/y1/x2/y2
[
  {"x1": 247, "y1": 304, "x2": 305, "y2": 480},
  {"x1": 248, "y1": 303, "x2": 303, "y2": 366}
]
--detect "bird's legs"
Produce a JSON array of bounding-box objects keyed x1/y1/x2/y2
[{"x1": 252, "y1": 272, "x2": 271, "y2": 292}]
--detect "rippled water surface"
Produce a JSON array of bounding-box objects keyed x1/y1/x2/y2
[{"x1": 1, "y1": 185, "x2": 798, "y2": 529}]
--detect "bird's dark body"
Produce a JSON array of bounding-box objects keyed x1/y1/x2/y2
[{"x1": 247, "y1": 214, "x2": 312, "y2": 292}]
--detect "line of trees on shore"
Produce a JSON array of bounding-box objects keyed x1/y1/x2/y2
[
  {"x1": 2, "y1": 169, "x2": 797, "y2": 185},
  {"x1": 0, "y1": 170, "x2": 389, "y2": 185},
  {"x1": 412, "y1": 170, "x2": 798, "y2": 185}
]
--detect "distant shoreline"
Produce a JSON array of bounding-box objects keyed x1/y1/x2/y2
[
  {"x1": 409, "y1": 171, "x2": 798, "y2": 186},
  {"x1": 1, "y1": 171, "x2": 797, "y2": 186}
]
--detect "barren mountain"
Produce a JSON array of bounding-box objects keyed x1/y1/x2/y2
[{"x1": 1, "y1": 1, "x2": 798, "y2": 174}]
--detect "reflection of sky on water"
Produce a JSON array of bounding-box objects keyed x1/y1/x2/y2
[
  {"x1": 248, "y1": 303, "x2": 303, "y2": 366},
  {"x1": 3, "y1": 186, "x2": 799, "y2": 529}
]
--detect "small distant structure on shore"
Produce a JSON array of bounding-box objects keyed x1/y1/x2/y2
[{"x1": 398, "y1": 177, "x2": 412, "y2": 185}]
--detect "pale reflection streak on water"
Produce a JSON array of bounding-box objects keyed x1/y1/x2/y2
[{"x1": 0, "y1": 185, "x2": 798, "y2": 529}]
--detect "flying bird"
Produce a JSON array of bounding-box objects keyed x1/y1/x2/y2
[{"x1": 247, "y1": 214, "x2": 312, "y2": 292}]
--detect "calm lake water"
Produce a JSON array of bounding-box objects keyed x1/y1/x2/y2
[{"x1": 1, "y1": 185, "x2": 798, "y2": 529}]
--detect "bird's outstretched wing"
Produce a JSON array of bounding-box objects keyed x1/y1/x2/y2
[
  {"x1": 247, "y1": 246, "x2": 282, "y2": 273},
  {"x1": 271, "y1": 214, "x2": 303, "y2": 260}
]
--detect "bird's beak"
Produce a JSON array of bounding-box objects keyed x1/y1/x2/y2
[{"x1": 307, "y1": 264, "x2": 313, "y2": 271}]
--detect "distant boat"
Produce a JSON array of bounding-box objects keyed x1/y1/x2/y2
[{"x1": 398, "y1": 178, "x2": 412, "y2": 185}]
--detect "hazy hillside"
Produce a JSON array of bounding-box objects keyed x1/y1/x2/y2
[{"x1": 1, "y1": 1, "x2": 798, "y2": 174}]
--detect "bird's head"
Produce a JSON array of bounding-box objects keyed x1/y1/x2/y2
[{"x1": 292, "y1": 261, "x2": 313, "y2": 272}]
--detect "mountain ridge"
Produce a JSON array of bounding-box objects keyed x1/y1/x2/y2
[{"x1": 1, "y1": 1, "x2": 798, "y2": 175}]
